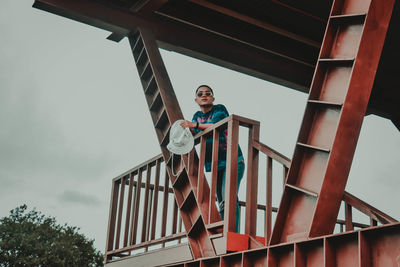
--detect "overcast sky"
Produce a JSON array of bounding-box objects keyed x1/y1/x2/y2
[{"x1": 1, "y1": 0, "x2": 399, "y2": 251}]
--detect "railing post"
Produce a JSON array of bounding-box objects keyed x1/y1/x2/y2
[
  {"x1": 161, "y1": 168, "x2": 169, "y2": 246},
  {"x1": 245, "y1": 123, "x2": 260, "y2": 237},
  {"x1": 141, "y1": 165, "x2": 152, "y2": 243},
  {"x1": 124, "y1": 174, "x2": 134, "y2": 248},
  {"x1": 283, "y1": 166, "x2": 289, "y2": 184},
  {"x1": 131, "y1": 169, "x2": 143, "y2": 245},
  {"x1": 128, "y1": 174, "x2": 137, "y2": 247},
  {"x1": 209, "y1": 129, "x2": 220, "y2": 224},
  {"x1": 105, "y1": 179, "x2": 120, "y2": 260},
  {"x1": 197, "y1": 136, "x2": 206, "y2": 202},
  {"x1": 115, "y1": 177, "x2": 126, "y2": 249},
  {"x1": 345, "y1": 203, "x2": 353, "y2": 231},
  {"x1": 224, "y1": 118, "x2": 239, "y2": 234},
  {"x1": 266, "y1": 156, "x2": 273, "y2": 244},
  {"x1": 150, "y1": 159, "x2": 161, "y2": 240}
]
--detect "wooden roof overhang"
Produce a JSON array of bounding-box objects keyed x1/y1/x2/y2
[{"x1": 33, "y1": 0, "x2": 400, "y2": 129}]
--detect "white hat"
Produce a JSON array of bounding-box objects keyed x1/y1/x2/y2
[{"x1": 167, "y1": 120, "x2": 194, "y2": 155}]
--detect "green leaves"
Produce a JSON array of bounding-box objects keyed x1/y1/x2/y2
[{"x1": 0, "y1": 205, "x2": 103, "y2": 266}]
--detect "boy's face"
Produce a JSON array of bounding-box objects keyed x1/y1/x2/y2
[{"x1": 195, "y1": 86, "x2": 214, "y2": 106}]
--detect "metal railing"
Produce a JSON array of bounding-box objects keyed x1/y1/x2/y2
[
  {"x1": 105, "y1": 114, "x2": 397, "y2": 261},
  {"x1": 105, "y1": 155, "x2": 185, "y2": 262}
]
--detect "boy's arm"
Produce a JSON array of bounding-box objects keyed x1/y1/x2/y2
[
  {"x1": 180, "y1": 120, "x2": 213, "y2": 131},
  {"x1": 181, "y1": 106, "x2": 229, "y2": 132}
]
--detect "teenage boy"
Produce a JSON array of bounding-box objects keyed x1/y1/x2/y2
[{"x1": 180, "y1": 85, "x2": 244, "y2": 232}]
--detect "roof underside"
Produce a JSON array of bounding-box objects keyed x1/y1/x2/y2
[{"x1": 33, "y1": 0, "x2": 400, "y2": 128}]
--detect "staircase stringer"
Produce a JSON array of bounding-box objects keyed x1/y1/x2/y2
[
  {"x1": 308, "y1": 0, "x2": 396, "y2": 238},
  {"x1": 128, "y1": 28, "x2": 217, "y2": 259},
  {"x1": 270, "y1": 0, "x2": 396, "y2": 245}
]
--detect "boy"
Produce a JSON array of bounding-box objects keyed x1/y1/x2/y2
[{"x1": 180, "y1": 85, "x2": 244, "y2": 232}]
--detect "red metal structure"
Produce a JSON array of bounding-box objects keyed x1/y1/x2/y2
[{"x1": 33, "y1": 0, "x2": 400, "y2": 266}]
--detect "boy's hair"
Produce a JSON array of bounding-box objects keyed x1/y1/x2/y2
[{"x1": 195, "y1": 85, "x2": 214, "y2": 95}]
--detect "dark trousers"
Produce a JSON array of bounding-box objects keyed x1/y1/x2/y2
[{"x1": 216, "y1": 161, "x2": 245, "y2": 233}]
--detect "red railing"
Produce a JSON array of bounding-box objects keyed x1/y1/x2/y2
[
  {"x1": 105, "y1": 115, "x2": 396, "y2": 262},
  {"x1": 105, "y1": 155, "x2": 186, "y2": 262}
]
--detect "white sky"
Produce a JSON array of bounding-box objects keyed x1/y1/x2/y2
[{"x1": 1, "y1": 0, "x2": 399, "y2": 251}]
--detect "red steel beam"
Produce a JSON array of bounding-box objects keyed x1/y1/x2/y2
[{"x1": 270, "y1": 0, "x2": 396, "y2": 244}]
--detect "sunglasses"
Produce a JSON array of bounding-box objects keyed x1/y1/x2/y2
[{"x1": 197, "y1": 91, "x2": 213, "y2": 97}]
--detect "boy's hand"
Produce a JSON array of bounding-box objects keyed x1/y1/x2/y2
[{"x1": 180, "y1": 120, "x2": 195, "y2": 129}]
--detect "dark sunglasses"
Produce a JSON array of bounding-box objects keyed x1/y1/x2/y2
[{"x1": 197, "y1": 91, "x2": 213, "y2": 97}]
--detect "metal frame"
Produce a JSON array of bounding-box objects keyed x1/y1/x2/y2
[
  {"x1": 32, "y1": 0, "x2": 400, "y2": 265},
  {"x1": 105, "y1": 115, "x2": 396, "y2": 263}
]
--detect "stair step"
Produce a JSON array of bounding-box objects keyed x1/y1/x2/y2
[
  {"x1": 208, "y1": 233, "x2": 223, "y2": 240},
  {"x1": 144, "y1": 76, "x2": 157, "y2": 96},
  {"x1": 154, "y1": 109, "x2": 169, "y2": 131},
  {"x1": 308, "y1": 100, "x2": 343, "y2": 107},
  {"x1": 135, "y1": 46, "x2": 148, "y2": 67},
  {"x1": 172, "y1": 171, "x2": 191, "y2": 205},
  {"x1": 131, "y1": 35, "x2": 143, "y2": 54},
  {"x1": 285, "y1": 183, "x2": 318, "y2": 198},
  {"x1": 140, "y1": 61, "x2": 152, "y2": 81},
  {"x1": 160, "y1": 128, "x2": 170, "y2": 147},
  {"x1": 187, "y1": 215, "x2": 203, "y2": 237},
  {"x1": 319, "y1": 58, "x2": 354, "y2": 64},
  {"x1": 206, "y1": 221, "x2": 224, "y2": 232},
  {"x1": 149, "y1": 91, "x2": 162, "y2": 110},
  {"x1": 330, "y1": 13, "x2": 366, "y2": 22},
  {"x1": 153, "y1": 106, "x2": 166, "y2": 126},
  {"x1": 297, "y1": 142, "x2": 330, "y2": 153},
  {"x1": 179, "y1": 190, "x2": 196, "y2": 210},
  {"x1": 172, "y1": 167, "x2": 188, "y2": 188}
]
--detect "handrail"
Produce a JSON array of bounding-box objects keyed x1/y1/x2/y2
[
  {"x1": 252, "y1": 140, "x2": 291, "y2": 167},
  {"x1": 342, "y1": 191, "x2": 397, "y2": 224}
]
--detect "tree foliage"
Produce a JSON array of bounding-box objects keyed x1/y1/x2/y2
[{"x1": 0, "y1": 205, "x2": 104, "y2": 267}]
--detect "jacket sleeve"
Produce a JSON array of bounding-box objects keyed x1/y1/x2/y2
[{"x1": 191, "y1": 113, "x2": 201, "y2": 134}]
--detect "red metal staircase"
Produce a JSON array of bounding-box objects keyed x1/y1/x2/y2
[
  {"x1": 128, "y1": 29, "x2": 219, "y2": 258},
  {"x1": 270, "y1": 0, "x2": 396, "y2": 244}
]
